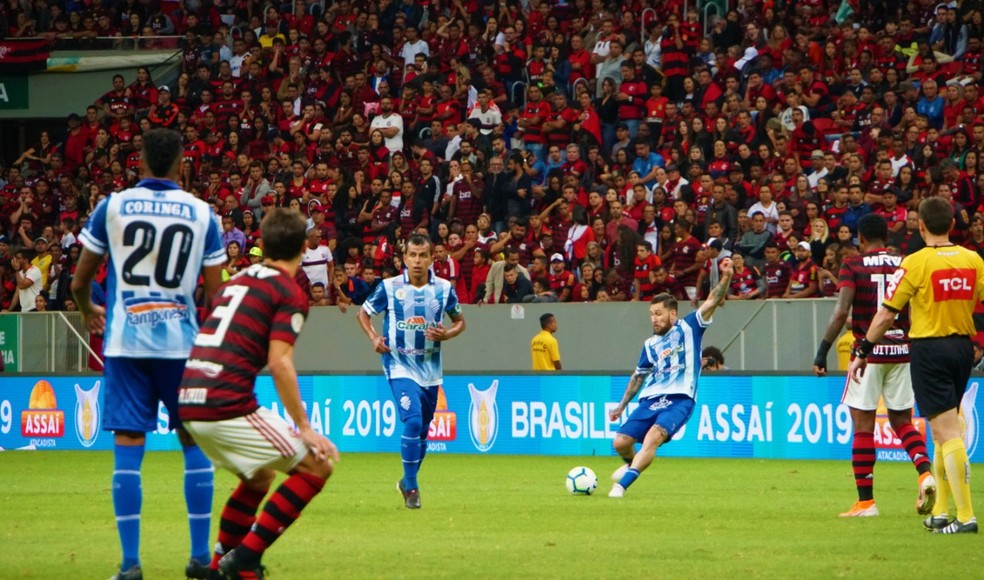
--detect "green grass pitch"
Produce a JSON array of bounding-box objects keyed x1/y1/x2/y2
[{"x1": 0, "y1": 451, "x2": 980, "y2": 578}]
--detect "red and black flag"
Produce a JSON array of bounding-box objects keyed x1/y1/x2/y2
[{"x1": 0, "y1": 39, "x2": 49, "y2": 74}]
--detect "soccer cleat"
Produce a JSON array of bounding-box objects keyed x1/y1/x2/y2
[
  {"x1": 107, "y1": 565, "x2": 142, "y2": 580},
  {"x1": 608, "y1": 484, "x2": 625, "y2": 498},
  {"x1": 916, "y1": 472, "x2": 937, "y2": 515},
  {"x1": 611, "y1": 464, "x2": 629, "y2": 483},
  {"x1": 933, "y1": 518, "x2": 978, "y2": 534},
  {"x1": 923, "y1": 514, "x2": 951, "y2": 531},
  {"x1": 398, "y1": 479, "x2": 421, "y2": 509},
  {"x1": 838, "y1": 500, "x2": 879, "y2": 517},
  {"x1": 185, "y1": 558, "x2": 211, "y2": 579},
  {"x1": 218, "y1": 549, "x2": 266, "y2": 579}
]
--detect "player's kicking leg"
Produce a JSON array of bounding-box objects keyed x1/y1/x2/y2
[
  {"x1": 609, "y1": 395, "x2": 693, "y2": 498},
  {"x1": 609, "y1": 425, "x2": 668, "y2": 498}
]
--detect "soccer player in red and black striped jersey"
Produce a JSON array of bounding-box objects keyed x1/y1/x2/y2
[
  {"x1": 813, "y1": 213, "x2": 933, "y2": 518},
  {"x1": 179, "y1": 208, "x2": 339, "y2": 579}
]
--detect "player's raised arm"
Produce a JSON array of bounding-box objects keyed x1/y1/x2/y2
[
  {"x1": 697, "y1": 257, "x2": 733, "y2": 321},
  {"x1": 814, "y1": 283, "x2": 854, "y2": 376}
]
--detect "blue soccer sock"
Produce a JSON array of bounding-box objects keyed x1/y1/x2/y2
[
  {"x1": 183, "y1": 445, "x2": 214, "y2": 563},
  {"x1": 113, "y1": 444, "x2": 145, "y2": 570},
  {"x1": 619, "y1": 468, "x2": 641, "y2": 490},
  {"x1": 401, "y1": 416, "x2": 424, "y2": 490}
]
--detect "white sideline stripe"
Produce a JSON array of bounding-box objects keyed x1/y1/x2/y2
[
  {"x1": 113, "y1": 470, "x2": 141, "y2": 476},
  {"x1": 184, "y1": 468, "x2": 215, "y2": 474},
  {"x1": 115, "y1": 515, "x2": 141, "y2": 522}
]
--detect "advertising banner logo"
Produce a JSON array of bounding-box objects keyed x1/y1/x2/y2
[
  {"x1": 468, "y1": 380, "x2": 499, "y2": 452},
  {"x1": 74, "y1": 381, "x2": 101, "y2": 448},
  {"x1": 20, "y1": 380, "x2": 64, "y2": 446}
]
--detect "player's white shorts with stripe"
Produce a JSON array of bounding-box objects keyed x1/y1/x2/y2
[
  {"x1": 841, "y1": 362, "x2": 914, "y2": 411},
  {"x1": 184, "y1": 407, "x2": 308, "y2": 479}
]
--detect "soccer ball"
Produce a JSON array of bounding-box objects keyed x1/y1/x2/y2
[{"x1": 565, "y1": 466, "x2": 598, "y2": 495}]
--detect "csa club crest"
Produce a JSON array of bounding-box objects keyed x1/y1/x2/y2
[
  {"x1": 468, "y1": 380, "x2": 499, "y2": 452},
  {"x1": 75, "y1": 381, "x2": 101, "y2": 448}
]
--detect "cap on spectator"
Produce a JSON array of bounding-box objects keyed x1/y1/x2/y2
[
  {"x1": 35, "y1": 237, "x2": 48, "y2": 245},
  {"x1": 549, "y1": 253, "x2": 565, "y2": 262},
  {"x1": 796, "y1": 241, "x2": 811, "y2": 251},
  {"x1": 248, "y1": 247, "x2": 263, "y2": 258},
  {"x1": 729, "y1": 163, "x2": 743, "y2": 172},
  {"x1": 67, "y1": 113, "x2": 81, "y2": 121},
  {"x1": 260, "y1": 195, "x2": 275, "y2": 205},
  {"x1": 158, "y1": 85, "x2": 170, "y2": 93},
  {"x1": 666, "y1": 164, "x2": 680, "y2": 173},
  {"x1": 706, "y1": 238, "x2": 723, "y2": 251},
  {"x1": 811, "y1": 150, "x2": 824, "y2": 159},
  {"x1": 309, "y1": 202, "x2": 324, "y2": 213},
  {"x1": 0, "y1": 235, "x2": 9, "y2": 244}
]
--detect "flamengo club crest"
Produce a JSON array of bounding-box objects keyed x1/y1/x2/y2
[
  {"x1": 468, "y1": 380, "x2": 499, "y2": 452},
  {"x1": 75, "y1": 381, "x2": 101, "y2": 448}
]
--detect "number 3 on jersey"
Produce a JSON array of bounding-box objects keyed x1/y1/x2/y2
[
  {"x1": 195, "y1": 285, "x2": 249, "y2": 347},
  {"x1": 122, "y1": 220, "x2": 195, "y2": 288}
]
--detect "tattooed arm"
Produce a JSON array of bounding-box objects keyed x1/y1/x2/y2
[
  {"x1": 698, "y1": 257, "x2": 734, "y2": 321},
  {"x1": 609, "y1": 372, "x2": 647, "y2": 422}
]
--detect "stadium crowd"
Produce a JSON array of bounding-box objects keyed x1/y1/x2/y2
[{"x1": 3, "y1": 0, "x2": 984, "y2": 312}]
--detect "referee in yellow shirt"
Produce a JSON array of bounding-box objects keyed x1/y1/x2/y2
[
  {"x1": 531, "y1": 313, "x2": 562, "y2": 371},
  {"x1": 849, "y1": 197, "x2": 981, "y2": 534}
]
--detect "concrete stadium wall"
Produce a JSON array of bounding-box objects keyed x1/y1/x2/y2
[{"x1": 295, "y1": 299, "x2": 838, "y2": 374}]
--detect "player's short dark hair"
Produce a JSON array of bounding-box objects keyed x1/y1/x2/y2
[
  {"x1": 919, "y1": 197, "x2": 954, "y2": 236},
  {"x1": 540, "y1": 312, "x2": 555, "y2": 329},
  {"x1": 651, "y1": 292, "x2": 678, "y2": 311},
  {"x1": 857, "y1": 213, "x2": 888, "y2": 244},
  {"x1": 141, "y1": 129, "x2": 183, "y2": 178},
  {"x1": 406, "y1": 232, "x2": 433, "y2": 254},
  {"x1": 261, "y1": 208, "x2": 307, "y2": 261}
]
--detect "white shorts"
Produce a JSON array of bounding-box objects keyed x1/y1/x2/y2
[
  {"x1": 841, "y1": 362, "x2": 915, "y2": 411},
  {"x1": 184, "y1": 407, "x2": 308, "y2": 479}
]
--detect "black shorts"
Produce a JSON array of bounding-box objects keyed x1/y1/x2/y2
[{"x1": 909, "y1": 336, "x2": 973, "y2": 417}]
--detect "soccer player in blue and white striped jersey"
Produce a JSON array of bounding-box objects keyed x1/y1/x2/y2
[
  {"x1": 608, "y1": 258, "x2": 734, "y2": 498},
  {"x1": 357, "y1": 233, "x2": 466, "y2": 509},
  {"x1": 71, "y1": 129, "x2": 226, "y2": 580}
]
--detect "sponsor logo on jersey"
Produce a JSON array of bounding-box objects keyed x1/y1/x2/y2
[
  {"x1": 468, "y1": 380, "x2": 499, "y2": 452},
  {"x1": 396, "y1": 316, "x2": 440, "y2": 332},
  {"x1": 930, "y1": 268, "x2": 976, "y2": 301},
  {"x1": 123, "y1": 297, "x2": 191, "y2": 327},
  {"x1": 74, "y1": 381, "x2": 100, "y2": 448},
  {"x1": 21, "y1": 380, "x2": 65, "y2": 441}
]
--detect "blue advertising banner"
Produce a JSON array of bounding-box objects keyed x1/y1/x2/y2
[{"x1": 2, "y1": 374, "x2": 978, "y2": 462}]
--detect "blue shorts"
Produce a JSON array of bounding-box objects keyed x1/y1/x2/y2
[
  {"x1": 389, "y1": 378, "x2": 439, "y2": 435},
  {"x1": 617, "y1": 394, "x2": 695, "y2": 442},
  {"x1": 103, "y1": 357, "x2": 187, "y2": 433}
]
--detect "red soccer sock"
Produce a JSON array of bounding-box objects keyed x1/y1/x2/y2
[
  {"x1": 210, "y1": 483, "x2": 268, "y2": 570},
  {"x1": 852, "y1": 431, "x2": 876, "y2": 502},
  {"x1": 894, "y1": 422, "x2": 932, "y2": 475},
  {"x1": 238, "y1": 472, "x2": 326, "y2": 561}
]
